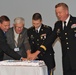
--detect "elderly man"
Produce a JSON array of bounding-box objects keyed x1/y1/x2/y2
[{"x1": 4, "y1": 17, "x2": 31, "y2": 60}]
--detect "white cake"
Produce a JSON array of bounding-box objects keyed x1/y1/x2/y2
[{"x1": 0, "y1": 60, "x2": 45, "y2": 66}]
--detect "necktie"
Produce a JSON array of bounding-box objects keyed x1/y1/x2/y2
[
  {"x1": 35, "y1": 30, "x2": 38, "y2": 33},
  {"x1": 64, "y1": 21, "x2": 67, "y2": 30},
  {"x1": 4, "y1": 32, "x2": 6, "y2": 36}
]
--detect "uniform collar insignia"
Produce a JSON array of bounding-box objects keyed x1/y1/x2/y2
[{"x1": 41, "y1": 29, "x2": 43, "y2": 31}]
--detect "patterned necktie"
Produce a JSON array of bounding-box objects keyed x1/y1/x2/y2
[{"x1": 64, "y1": 21, "x2": 67, "y2": 30}]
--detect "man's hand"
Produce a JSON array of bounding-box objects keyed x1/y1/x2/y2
[
  {"x1": 20, "y1": 57, "x2": 27, "y2": 61},
  {"x1": 27, "y1": 50, "x2": 40, "y2": 60},
  {"x1": 28, "y1": 52, "x2": 37, "y2": 60},
  {"x1": 26, "y1": 50, "x2": 32, "y2": 60}
]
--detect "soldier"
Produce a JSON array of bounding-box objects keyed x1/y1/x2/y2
[
  {"x1": 27, "y1": 13, "x2": 55, "y2": 75},
  {"x1": 39, "y1": 3, "x2": 76, "y2": 75}
]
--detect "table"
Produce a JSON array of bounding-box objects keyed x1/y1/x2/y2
[{"x1": 0, "y1": 65, "x2": 48, "y2": 75}]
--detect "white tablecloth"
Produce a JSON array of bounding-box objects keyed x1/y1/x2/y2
[{"x1": 0, "y1": 65, "x2": 48, "y2": 75}]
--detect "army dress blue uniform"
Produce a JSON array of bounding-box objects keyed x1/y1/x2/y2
[
  {"x1": 39, "y1": 15, "x2": 76, "y2": 75},
  {"x1": 27, "y1": 24, "x2": 55, "y2": 70}
]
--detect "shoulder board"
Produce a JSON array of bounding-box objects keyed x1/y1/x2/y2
[
  {"x1": 55, "y1": 21, "x2": 61, "y2": 24},
  {"x1": 44, "y1": 25, "x2": 49, "y2": 28},
  {"x1": 43, "y1": 25, "x2": 51, "y2": 29}
]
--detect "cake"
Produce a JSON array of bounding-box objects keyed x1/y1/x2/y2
[{"x1": 0, "y1": 60, "x2": 45, "y2": 66}]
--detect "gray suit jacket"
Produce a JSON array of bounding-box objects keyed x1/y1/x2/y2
[{"x1": 3, "y1": 27, "x2": 31, "y2": 60}]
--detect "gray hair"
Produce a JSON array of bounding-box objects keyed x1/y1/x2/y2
[{"x1": 14, "y1": 17, "x2": 25, "y2": 25}]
